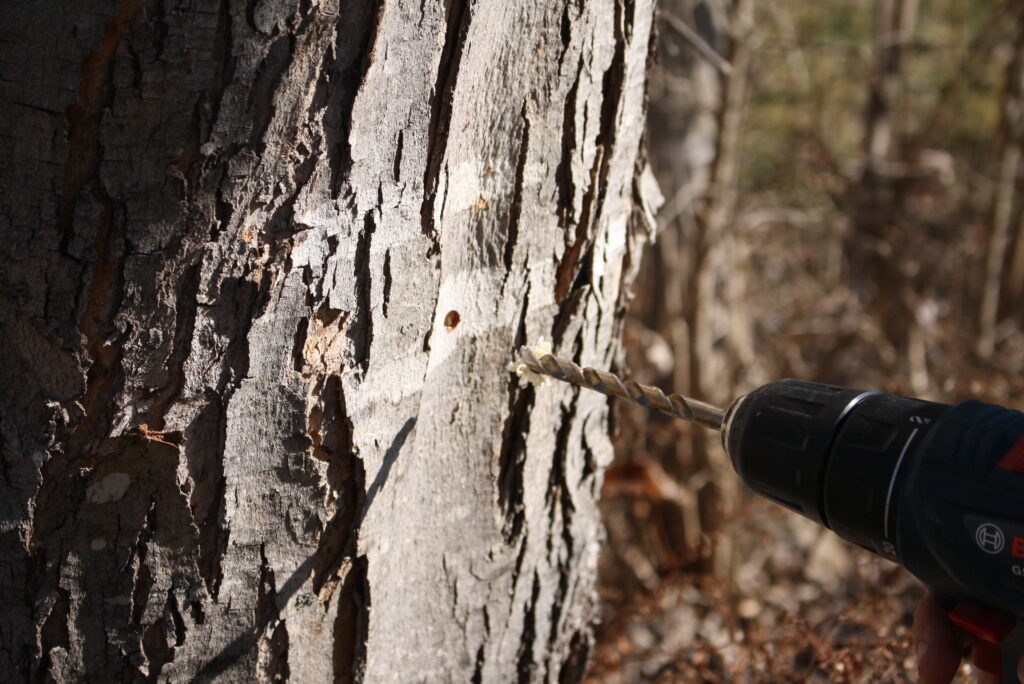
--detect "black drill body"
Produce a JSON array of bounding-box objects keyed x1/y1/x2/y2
[{"x1": 724, "y1": 380, "x2": 1024, "y2": 681}]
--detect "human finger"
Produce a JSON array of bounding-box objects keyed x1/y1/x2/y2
[{"x1": 913, "y1": 593, "x2": 964, "y2": 684}]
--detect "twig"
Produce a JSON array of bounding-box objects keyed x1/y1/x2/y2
[{"x1": 662, "y1": 12, "x2": 734, "y2": 77}]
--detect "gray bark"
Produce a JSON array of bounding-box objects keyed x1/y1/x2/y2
[{"x1": 0, "y1": 0, "x2": 659, "y2": 681}]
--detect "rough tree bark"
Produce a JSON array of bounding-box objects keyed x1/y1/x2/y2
[{"x1": 0, "y1": 0, "x2": 660, "y2": 681}]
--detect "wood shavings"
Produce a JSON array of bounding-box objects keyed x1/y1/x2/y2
[{"x1": 508, "y1": 339, "x2": 552, "y2": 387}]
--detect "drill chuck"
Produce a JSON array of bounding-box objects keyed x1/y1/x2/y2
[{"x1": 722, "y1": 379, "x2": 949, "y2": 560}]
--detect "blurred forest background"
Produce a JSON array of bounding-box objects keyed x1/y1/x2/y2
[{"x1": 589, "y1": 0, "x2": 1024, "y2": 681}]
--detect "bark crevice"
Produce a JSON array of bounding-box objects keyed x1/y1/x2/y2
[
  {"x1": 332, "y1": 555, "x2": 369, "y2": 684},
  {"x1": 350, "y1": 213, "x2": 375, "y2": 370},
  {"x1": 516, "y1": 571, "x2": 542, "y2": 684},
  {"x1": 325, "y1": 0, "x2": 383, "y2": 201},
  {"x1": 255, "y1": 545, "x2": 290, "y2": 683},
  {"x1": 147, "y1": 263, "x2": 202, "y2": 431},
  {"x1": 505, "y1": 109, "x2": 531, "y2": 273},
  {"x1": 498, "y1": 383, "x2": 534, "y2": 542},
  {"x1": 310, "y1": 375, "x2": 359, "y2": 595},
  {"x1": 420, "y1": 0, "x2": 474, "y2": 254}
]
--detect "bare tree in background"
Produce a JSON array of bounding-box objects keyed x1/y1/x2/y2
[
  {"x1": 980, "y1": 4, "x2": 1024, "y2": 359},
  {"x1": 845, "y1": 0, "x2": 920, "y2": 376},
  {"x1": 0, "y1": 0, "x2": 663, "y2": 680},
  {"x1": 602, "y1": 0, "x2": 753, "y2": 587}
]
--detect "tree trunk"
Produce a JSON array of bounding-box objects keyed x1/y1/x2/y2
[{"x1": 0, "y1": 0, "x2": 659, "y2": 681}]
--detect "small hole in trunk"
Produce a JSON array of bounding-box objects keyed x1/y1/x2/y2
[{"x1": 444, "y1": 310, "x2": 460, "y2": 331}]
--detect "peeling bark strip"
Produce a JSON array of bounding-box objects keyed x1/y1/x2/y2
[{"x1": 0, "y1": 0, "x2": 660, "y2": 681}]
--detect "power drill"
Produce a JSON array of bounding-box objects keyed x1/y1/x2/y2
[{"x1": 515, "y1": 348, "x2": 1024, "y2": 683}]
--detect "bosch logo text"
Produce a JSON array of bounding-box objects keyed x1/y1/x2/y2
[{"x1": 975, "y1": 523, "x2": 1005, "y2": 554}]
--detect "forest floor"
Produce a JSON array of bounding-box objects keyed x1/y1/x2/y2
[{"x1": 588, "y1": 490, "x2": 942, "y2": 683}]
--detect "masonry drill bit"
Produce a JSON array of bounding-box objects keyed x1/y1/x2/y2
[{"x1": 515, "y1": 346, "x2": 726, "y2": 431}]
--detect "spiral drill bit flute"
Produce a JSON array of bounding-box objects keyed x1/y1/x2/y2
[{"x1": 513, "y1": 345, "x2": 725, "y2": 430}]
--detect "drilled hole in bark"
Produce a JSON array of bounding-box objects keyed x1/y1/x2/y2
[{"x1": 444, "y1": 310, "x2": 460, "y2": 331}]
